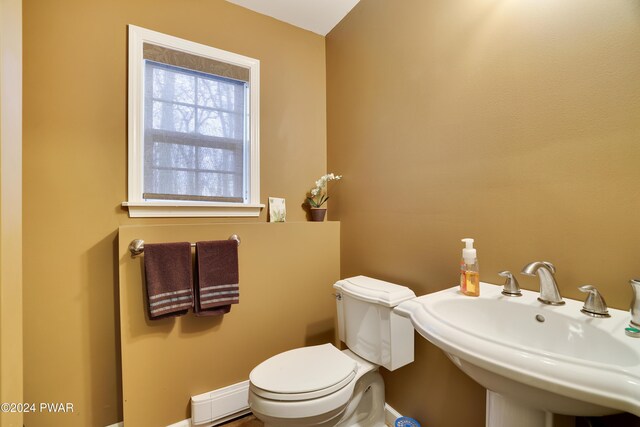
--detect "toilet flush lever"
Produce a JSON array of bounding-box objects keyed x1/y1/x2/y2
[
  {"x1": 498, "y1": 271, "x2": 522, "y2": 297},
  {"x1": 332, "y1": 293, "x2": 342, "y2": 301},
  {"x1": 578, "y1": 285, "x2": 610, "y2": 318}
]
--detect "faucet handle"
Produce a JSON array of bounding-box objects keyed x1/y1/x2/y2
[
  {"x1": 578, "y1": 285, "x2": 610, "y2": 318},
  {"x1": 499, "y1": 271, "x2": 522, "y2": 297}
]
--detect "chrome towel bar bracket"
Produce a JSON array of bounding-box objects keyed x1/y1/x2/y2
[{"x1": 128, "y1": 234, "x2": 241, "y2": 257}]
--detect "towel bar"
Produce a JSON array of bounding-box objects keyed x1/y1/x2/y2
[{"x1": 128, "y1": 235, "x2": 241, "y2": 257}]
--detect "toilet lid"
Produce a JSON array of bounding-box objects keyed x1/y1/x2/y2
[{"x1": 249, "y1": 344, "x2": 357, "y2": 396}]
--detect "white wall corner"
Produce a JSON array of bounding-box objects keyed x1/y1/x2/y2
[{"x1": 0, "y1": 0, "x2": 23, "y2": 426}]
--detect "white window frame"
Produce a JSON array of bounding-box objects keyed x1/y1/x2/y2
[{"x1": 123, "y1": 25, "x2": 263, "y2": 218}]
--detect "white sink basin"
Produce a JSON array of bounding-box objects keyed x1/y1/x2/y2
[{"x1": 394, "y1": 282, "x2": 640, "y2": 425}]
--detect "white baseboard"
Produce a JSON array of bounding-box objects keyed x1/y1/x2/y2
[
  {"x1": 108, "y1": 417, "x2": 193, "y2": 427},
  {"x1": 109, "y1": 400, "x2": 401, "y2": 427},
  {"x1": 385, "y1": 403, "x2": 402, "y2": 426},
  {"x1": 166, "y1": 419, "x2": 193, "y2": 427}
]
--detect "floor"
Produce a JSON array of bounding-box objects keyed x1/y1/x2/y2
[
  {"x1": 222, "y1": 414, "x2": 264, "y2": 427},
  {"x1": 222, "y1": 414, "x2": 396, "y2": 427},
  {"x1": 224, "y1": 412, "x2": 640, "y2": 427}
]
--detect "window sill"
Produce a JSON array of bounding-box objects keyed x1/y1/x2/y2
[{"x1": 122, "y1": 201, "x2": 264, "y2": 218}]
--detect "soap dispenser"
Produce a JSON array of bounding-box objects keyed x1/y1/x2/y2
[
  {"x1": 460, "y1": 238, "x2": 479, "y2": 296},
  {"x1": 630, "y1": 279, "x2": 640, "y2": 327}
]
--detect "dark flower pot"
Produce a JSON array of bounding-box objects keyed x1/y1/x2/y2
[{"x1": 309, "y1": 208, "x2": 327, "y2": 222}]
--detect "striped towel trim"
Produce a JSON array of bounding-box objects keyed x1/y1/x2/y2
[
  {"x1": 200, "y1": 283, "x2": 239, "y2": 292},
  {"x1": 200, "y1": 296, "x2": 240, "y2": 306},
  {"x1": 149, "y1": 288, "x2": 192, "y2": 300},
  {"x1": 149, "y1": 295, "x2": 193, "y2": 307},
  {"x1": 150, "y1": 301, "x2": 193, "y2": 315},
  {"x1": 198, "y1": 284, "x2": 239, "y2": 309},
  {"x1": 201, "y1": 290, "x2": 239, "y2": 299},
  {"x1": 200, "y1": 289, "x2": 239, "y2": 306}
]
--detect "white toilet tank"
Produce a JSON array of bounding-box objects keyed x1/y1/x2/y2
[{"x1": 333, "y1": 276, "x2": 416, "y2": 371}]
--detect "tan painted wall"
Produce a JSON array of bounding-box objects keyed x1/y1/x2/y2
[
  {"x1": 23, "y1": 1, "x2": 327, "y2": 425},
  {"x1": 326, "y1": 0, "x2": 640, "y2": 426},
  {"x1": 119, "y1": 222, "x2": 340, "y2": 426},
  {"x1": 0, "y1": 0, "x2": 23, "y2": 426}
]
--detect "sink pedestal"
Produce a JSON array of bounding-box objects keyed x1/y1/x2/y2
[{"x1": 487, "y1": 391, "x2": 553, "y2": 427}]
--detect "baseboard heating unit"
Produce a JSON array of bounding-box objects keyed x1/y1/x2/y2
[{"x1": 190, "y1": 380, "x2": 251, "y2": 426}]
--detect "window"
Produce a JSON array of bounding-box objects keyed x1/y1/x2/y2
[{"x1": 124, "y1": 25, "x2": 262, "y2": 217}]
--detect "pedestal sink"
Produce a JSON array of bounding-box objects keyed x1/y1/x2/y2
[{"x1": 394, "y1": 282, "x2": 640, "y2": 427}]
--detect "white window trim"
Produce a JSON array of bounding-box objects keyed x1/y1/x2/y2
[{"x1": 123, "y1": 25, "x2": 263, "y2": 218}]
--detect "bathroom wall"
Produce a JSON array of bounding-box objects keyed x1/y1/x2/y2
[
  {"x1": 119, "y1": 222, "x2": 340, "y2": 427},
  {"x1": 326, "y1": 0, "x2": 640, "y2": 426},
  {"x1": 22, "y1": 1, "x2": 327, "y2": 426}
]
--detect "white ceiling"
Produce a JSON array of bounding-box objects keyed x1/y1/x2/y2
[{"x1": 225, "y1": 0, "x2": 360, "y2": 36}]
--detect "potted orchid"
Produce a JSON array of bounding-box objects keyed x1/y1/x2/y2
[{"x1": 306, "y1": 173, "x2": 342, "y2": 221}]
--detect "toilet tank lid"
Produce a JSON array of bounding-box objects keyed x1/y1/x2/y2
[{"x1": 334, "y1": 275, "x2": 415, "y2": 307}]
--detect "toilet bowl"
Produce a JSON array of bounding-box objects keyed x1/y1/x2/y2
[
  {"x1": 248, "y1": 276, "x2": 416, "y2": 427},
  {"x1": 249, "y1": 345, "x2": 384, "y2": 427}
]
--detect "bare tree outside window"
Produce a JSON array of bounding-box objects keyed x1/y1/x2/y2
[{"x1": 143, "y1": 62, "x2": 248, "y2": 202}]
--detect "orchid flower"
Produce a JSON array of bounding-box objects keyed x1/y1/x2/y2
[{"x1": 306, "y1": 173, "x2": 342, "y2": 208}]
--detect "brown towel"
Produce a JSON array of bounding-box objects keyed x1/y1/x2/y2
[
  {"x1": 194, "y1": 240, "x2": 239, "y2": 316},
  {"x1": 143, "y1": 242, "x2": 194, "y2": 319}
]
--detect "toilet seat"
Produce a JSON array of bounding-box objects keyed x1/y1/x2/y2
[
  {"x1": 248, "y1": 348, "x2": 377, "y2": 421},
  {"x1": 249, "y1": 344, "x2": 358, "y2": 401}
]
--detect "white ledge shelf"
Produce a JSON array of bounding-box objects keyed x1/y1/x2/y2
[{"x1": 122, "y1": 201, "x2": 264, "y2": 218}]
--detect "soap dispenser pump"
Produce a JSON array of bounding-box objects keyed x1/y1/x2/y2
[{"x1": 460, "y1": 238, "x2": 479, "y2": 296}]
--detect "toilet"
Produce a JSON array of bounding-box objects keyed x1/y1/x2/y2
[{"x1": 248, "y1": 275, "x2": 416, "y2": 427}]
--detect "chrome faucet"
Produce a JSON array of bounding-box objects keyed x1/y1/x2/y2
[
  {"x1": 578, "y1": 285, "x2": 610, "y2": 318},
  {"x1": 521, "y1": 261, "x2": 565, "y2": 305}
]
